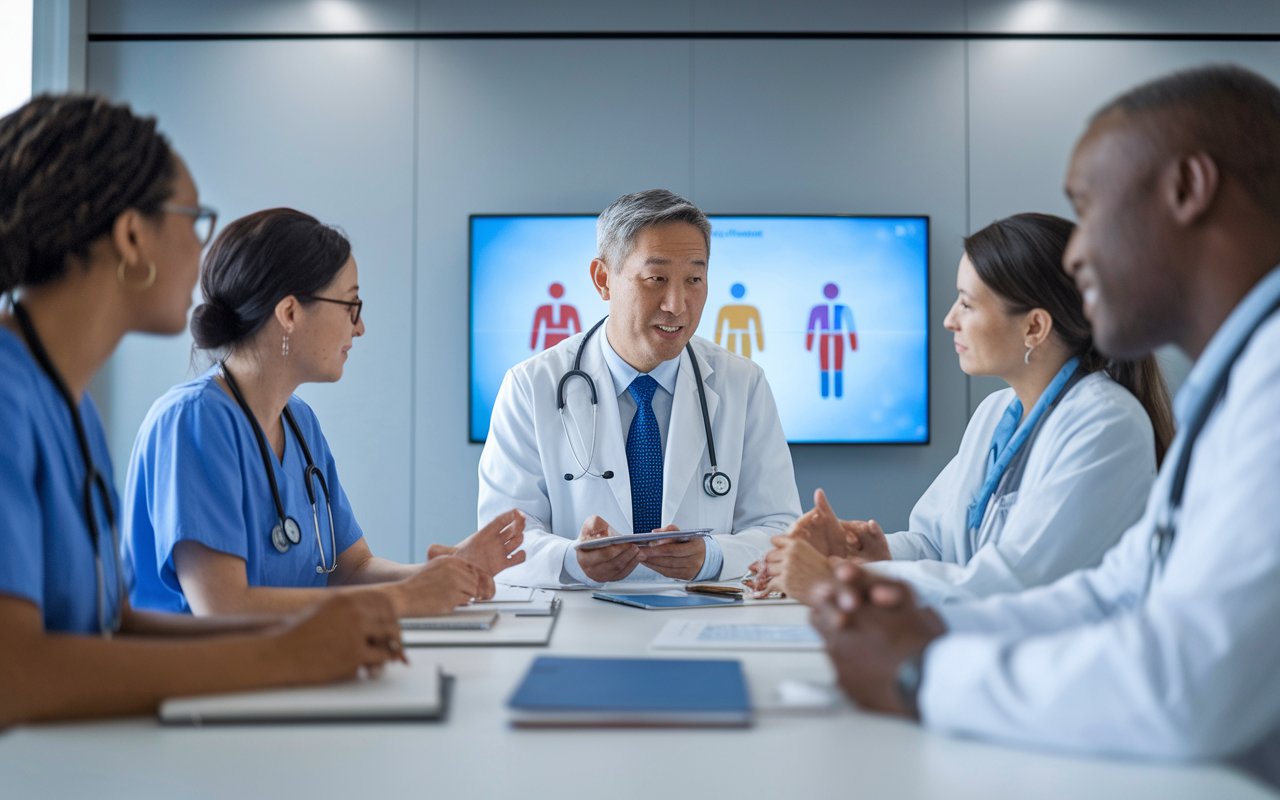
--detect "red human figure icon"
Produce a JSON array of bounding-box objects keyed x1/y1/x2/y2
[
  {"x1": 531, "y1": 282, "x2": 582, "y2": 350},
  {"x1": 805, "y1": 282, "x2": 858, "y2": 398}
]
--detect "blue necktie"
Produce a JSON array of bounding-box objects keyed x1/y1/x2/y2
[{"x1": 626, "y1": 375, "x2": 663, "y2": 534}]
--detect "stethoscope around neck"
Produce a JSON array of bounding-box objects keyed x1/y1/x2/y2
[
  {"x1": 219, "y1": 362, "x2": 338, "y2": 574},
  {"x1": 557, "y1": 317, "x2": 732, "y2": 498},
  {"x1": 13, "y1": 301, "x2": 124, "y2": 637}
]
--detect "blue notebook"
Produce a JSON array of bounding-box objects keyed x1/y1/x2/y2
[{"x1": 508, "y1": 656, "x2": 752, "y2": 728}]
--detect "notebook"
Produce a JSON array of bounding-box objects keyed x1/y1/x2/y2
[
  {"x1": 508, "y1": 656, "x2": 752, "y2": 728},
  {"x1": 401, "y1": 610, "x2": 499, "y2": 630},
  {"x1": 402, "y1": 600, "x2": 560, "y2": 646},
  {"x1": 159, "y1": 661, "x2": 446, "y2": 725}
]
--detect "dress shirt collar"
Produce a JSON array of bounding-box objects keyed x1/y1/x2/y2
[
  {"x1": 1173, "y1": 262, "x2": 1280, "y2": 426},
  {"x1": 600, "y1": 318, "x2": 681, "y2": 398}
]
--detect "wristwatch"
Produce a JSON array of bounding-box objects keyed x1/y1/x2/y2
[{"x1": 895, "y1": 652, "x2": 925, "y2": 719}]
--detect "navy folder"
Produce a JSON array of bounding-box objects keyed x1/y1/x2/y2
[
  {"x1": 508, "y1": 656, "x2": 752, "y2": 728},
  {"x1": 592, "y1": 592, "x2": 742, "y2": 610}
]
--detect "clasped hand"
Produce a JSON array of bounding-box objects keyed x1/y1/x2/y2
[
  {"x1": 808, "y1": 562, "x2": 946, "y2": 717},
  {"x1": 575, "y1": 516, "x2": 706, "y2": 583},
  {"x1": 747, "y1": 488, "x2": 892, "y2": 602}
]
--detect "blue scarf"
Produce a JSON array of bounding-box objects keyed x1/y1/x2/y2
[{"x1": 966, "y1": 357, "x2": 1081, "y2": 532}]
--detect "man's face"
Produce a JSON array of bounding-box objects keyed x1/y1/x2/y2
[
  {"x1": 593, "y1": 222, "x2": 709, "y2": 372},
  {"x1": 1063, "y1": 113, "x2": 1185, "y2": 360}
]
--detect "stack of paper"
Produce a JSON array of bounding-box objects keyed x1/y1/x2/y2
[
  {"x1": 466, "y1": 589, "x2": 559, "y2": 616},
  {"x1": 649, "y1": 619, "x2": 823, "y2": 651}
]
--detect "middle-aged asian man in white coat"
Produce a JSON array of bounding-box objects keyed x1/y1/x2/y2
[{"x1": 478, "y1": 190, "x2": 801, "y2": 587}]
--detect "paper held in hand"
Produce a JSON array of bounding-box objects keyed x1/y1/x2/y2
[{"x1": 572, "y1": 528, "x2": 714, "y2": 551}]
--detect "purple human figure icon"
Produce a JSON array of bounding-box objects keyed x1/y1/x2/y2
[
  {"x1": 530, "y1": 282, "x2": 582, "y2": 350},
  {"x1": 805, "y1": 283, "x2": 858, "y2": 398}
]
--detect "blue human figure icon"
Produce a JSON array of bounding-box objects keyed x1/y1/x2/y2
[{"x1": 805, "y1": 283, "x2": 858, "y2": 398}]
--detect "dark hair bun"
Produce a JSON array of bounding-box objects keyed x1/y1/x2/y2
[
  {"x1": 194, "y1": 208, "x2": 351, "y2": 351},
  {"x1": 190, "y1": 300, "x2": 247, "y2": 350}
]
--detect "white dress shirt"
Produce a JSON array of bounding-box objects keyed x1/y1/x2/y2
[
  {"x1": 868, "y1": 372, "x2": 1155, "y2": 605},
  {"x1": 917, "y1": 265, "x2": 1280, "y2": 785}
]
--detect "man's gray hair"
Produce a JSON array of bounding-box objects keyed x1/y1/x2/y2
[{"x1": 596, "y1": 189, "x2": 711, "y2": 269}]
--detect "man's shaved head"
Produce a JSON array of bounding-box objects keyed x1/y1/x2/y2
[
  {"x1": 1063, "y1": 64, "x2": 1280, "y2": 361},
  {"x1": 1092, "y1": 64, "x2": 1280, "y2": 219}
]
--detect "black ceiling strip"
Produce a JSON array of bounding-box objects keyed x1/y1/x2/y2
[{"x1": 87, "y1": 30, "x2": 1280, "y2": 43}]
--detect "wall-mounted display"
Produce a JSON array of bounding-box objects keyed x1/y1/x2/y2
[{"x1": 470, "y1": 214, "x2": 929, "y2": 445}]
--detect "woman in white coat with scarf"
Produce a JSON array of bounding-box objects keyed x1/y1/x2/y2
[{"x1": 753, "y1": 213, "x2": 1175, "y2": 607}]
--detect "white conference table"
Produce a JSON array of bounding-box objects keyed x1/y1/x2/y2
[{"x1": 1, "y1": 586, "x2": 1275, "y2": 800}]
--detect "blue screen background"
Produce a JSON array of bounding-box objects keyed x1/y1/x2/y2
[{"x1": 470, "y1": 215, "x2": 928, "y2": 444}]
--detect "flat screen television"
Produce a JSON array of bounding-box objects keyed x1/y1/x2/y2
[{"x1": 470, "y1": 214, "x2": 929, "y2": 444}]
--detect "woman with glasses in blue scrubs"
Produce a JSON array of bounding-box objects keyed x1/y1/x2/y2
[
  {"x1": 124, "y1": 208, "x2": 526, "y2": 617},
  {"x1": 0, "y1": 96, "x2": 405, "y2": 727}
]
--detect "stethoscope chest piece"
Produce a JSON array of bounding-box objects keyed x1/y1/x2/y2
[
  {"x1": 704, "y1": 471, "x2": 732, "y2": 497},
  {"x1": 272, "y1": 517, "x2": 303, "y2": 553}
]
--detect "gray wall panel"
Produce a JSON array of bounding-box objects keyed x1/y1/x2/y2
[
  {"x1": 692, "y1": 40, "x2": 969, "y2": 530},
  {"x1": 693, "y1": 0, "x2": 964, "y2": 32},
  {"x1": 969, "y1": 0, "x2": 1280, "y2": 34},
  {"x1": 417, "y1": 0, "x2": 692, "y2": 31},
  {"x1": 414, "y1": 40, "x2": 693, "y2": 558},
  {"x1": 88, "y1": 39, "x2": 418, "y2": 562},
  {"x1": 90, "y1": 0, "x2": 416, "y2": 33}
]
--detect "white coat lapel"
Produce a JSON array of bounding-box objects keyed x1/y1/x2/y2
[
  {"x1": 662, "y1": 346, "x2": 718, "y2": 524},
  {"x1": 579, "y1": 332, "x2": 633, "y2": 531}
]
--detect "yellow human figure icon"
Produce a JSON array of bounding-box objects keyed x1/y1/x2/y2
[{"x1": 714, "y1": 283, "x2": 764, "y2": 359}]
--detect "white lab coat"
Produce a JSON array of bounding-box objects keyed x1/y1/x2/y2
[
  {"x1": 479, "y1": 331, "x2": 801, "y2": 586},
  {"x1": 919, "y1": 273, "x2": 1280, "y2": 785},
  {"x1": 869, "y1": 372, "x2": 1157, "y2": 605}
]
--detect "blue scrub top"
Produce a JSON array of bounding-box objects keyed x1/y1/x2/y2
[
  {"x1": 0, "y1": 327, "x2": 125, "y2": 634},
  {"x1": 124, "y1": 367, "x2": 364, "y2": 613}
]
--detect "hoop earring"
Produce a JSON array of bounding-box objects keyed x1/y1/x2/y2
[
  {"x1": 282, "y1": 334, "x2": 290, "y2": 357},
  {"x1": 117, "y1": 259, "x2": 156, "y2": 292},
  {"x1": 1024, "y1": 345, "x2": 1034, "y2": 365}
]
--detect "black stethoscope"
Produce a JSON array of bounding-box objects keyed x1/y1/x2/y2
[
  {"x1": 557, "y1": 317, "x2": 732, "y2": 498},
  {"x1": 13, "y1": 302, "x2": 124, "y2": 637},
  {"x1": 219, "y1": 363, "x2": 338, "y2": 574}
]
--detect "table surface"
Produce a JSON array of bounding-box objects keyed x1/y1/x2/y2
[{"x1": 2, "y1": 587, "x2": 1275, "y2": 800}]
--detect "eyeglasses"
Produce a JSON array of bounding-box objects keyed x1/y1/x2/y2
[
  {"x1": 163, "y1": 203, "x2": 219, "y2": 246},
  {"x1": 304, "y1": 295, "x2": 363, "y2": 325}
]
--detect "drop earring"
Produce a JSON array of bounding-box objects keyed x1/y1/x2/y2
[
  {"x1": 1024, "y1": 344, "x2": 1034, "y2": 365},
  {"x1": 282, "y1": 334, "x2": 290, "y2": 357}
]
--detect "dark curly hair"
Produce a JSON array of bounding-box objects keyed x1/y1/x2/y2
[{"x1": 0, "y1": 94, "x2": 176, "y2": 295}]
